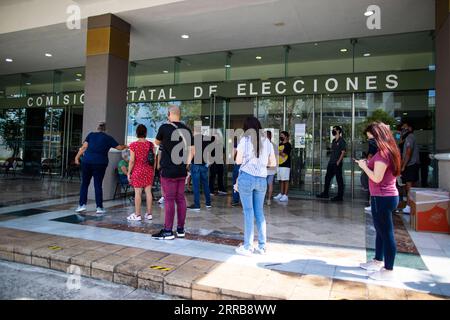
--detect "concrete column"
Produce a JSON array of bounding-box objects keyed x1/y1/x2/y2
[
  {"x1": 435, "y1": 1, "x2": 450, "y2": 190},
  {"x1": 82, "y1": 13, "x2": 130, "y2": 201}
]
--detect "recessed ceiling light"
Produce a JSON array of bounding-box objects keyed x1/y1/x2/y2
[
  {"x1": 403, "y1": 112, "x2": 408, "y2": 115},
  {"x1": 225, "y1": 64, "x2": 231, "y2": 68},
  {"x1": 340, "y1": 48, "x2": 348, "y2": 53},
  {"x1": 163, "y1": 70, "x2": 169, "y2": 74},
  {"x1": 76, "y1": 73, "x2": 82, "y2": 77},
  {"x1": 314, "y1": 43, "x2": 318, "y2": 46},
  {"x1": 75, "y1": 78, "x2": 81, "y2": 82},
  {"x1": 363, "y1": 53, "x2": 371, "y2": 57},
  {"x1": 25, "y1": 82, "x2": 31, "y2": 85},
  {"x1": 45, "y1": 53, "x2": 52, "y2": 57},
  {"x1": 5, "y1": 58, "x2": 13, "y2": 62},
  {"x1": 181, "y1": 34, "x2": 190, "y2": 39},
  {"x1": 364, "y1": 10, "x2": 375, "y2": 17},
  {"x1": 256, "y1": 56, "x2": 262, "y2": 60}
]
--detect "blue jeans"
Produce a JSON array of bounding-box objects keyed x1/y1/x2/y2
[
  {"x1": 371, "y1": 195, "x2": 399, "y2": 270},
  {"x1": 232, "y1": 164, "x2": 241, "y2": 203},
  {"x1": 79, "y1": 162, "x2": 107, "y2": 208},
  {"x1": 191, "y1": 164, "x2": 211, "y2": 208},
  {"x1": 118, "y1": 174, "x2": 129, "y2": 185},
  {"x1": 238, "y1": 171, "x2": 267, "y2": 250}
]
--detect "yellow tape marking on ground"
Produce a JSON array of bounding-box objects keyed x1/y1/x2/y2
[
  {"x1": 48, "y1": 245, "x2": 63, "y2": 251},
  {"x1": 149, "y1": 265, "x2": 172, "y2": 271}
]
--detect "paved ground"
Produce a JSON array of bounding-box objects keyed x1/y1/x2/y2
[
  {"x1": 0, "y1": 178, "x2": 449, "y2": 299},
  {"x1": 0, "y1": 260, "x2": 174, "y2": 300}
]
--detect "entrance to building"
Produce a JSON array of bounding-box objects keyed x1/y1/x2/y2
[
  {"x1": 38, "y1": 106, "x2": 83, "y2": 178},
  {"x1": 205, "y1": 94, "x2": 360, "y2": 199}
]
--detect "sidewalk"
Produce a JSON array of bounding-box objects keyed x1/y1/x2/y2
[{"x1": 0, "y1": 189, "x2": 449, "y2": 299}]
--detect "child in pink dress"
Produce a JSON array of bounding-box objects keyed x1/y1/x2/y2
[{"x1": 127, "y1": 124, "x2": 155, "y2": 221}]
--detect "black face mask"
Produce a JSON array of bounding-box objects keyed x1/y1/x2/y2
[
  {"x1": 280, "y1": 137, "x2": 285, "y2": 142},
  {"x1": 332, "y1": 130, "x2": 337, "y2": 136}
]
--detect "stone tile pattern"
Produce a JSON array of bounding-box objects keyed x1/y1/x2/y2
[{"x1": 0, "y1": 227, "x2": 447, "y2": 300}]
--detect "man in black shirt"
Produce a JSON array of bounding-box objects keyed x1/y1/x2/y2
[
  {"x1": 152, "y1": 105, "x2": 194, "y2": 240},
  {"x1": 188, "y1": 125, "x2": 212, "y2": 211},
  {"x1": 317, "y1": 125, "x2": 346, "y2": 201}
]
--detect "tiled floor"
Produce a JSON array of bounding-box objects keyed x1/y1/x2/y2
[{"x1": 0, "y1": 179, "x2": 449, "y2": 298}]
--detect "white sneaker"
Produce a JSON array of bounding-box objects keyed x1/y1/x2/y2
[
  {"x1": 360, "y1": 259, "x2": 383, "y2": 271},
  {"x1": 274, "y1": 193, "x2": 283, "y2": 200},
  {"x1": 279, "y1": 195, "x2": 289, "y2": 202},
  {"x1": 75, "y1": 205, "x2": 86, "y2": 213},
  {"x1": 403, "y1": 205, "x2": 411, "y2": 214},
  {"x1": 369, "y1": 268, "x2": 395, "y2": 281},
  {"x1": 235, "y1": 245, "x2": 253, "y2": 257},
  {"x1": 158, "y1": 197, "x2": 165, "y2": 204},
  {"x1": 218, "y1": 191, "x2": 227, "y2": 195},
  {"x1": 127, "y1": 213, "x2": 141, "y2": 221},
  {"x1": 96, "y1": 207, "x2": 106, "y2": 214},
  {"x1": 255, "y1": 247, "x2": 267, "y2": 255},
  {"x1": 144, "y1": 213, "x2": 152, "y2": 220},
  {"x1": 365, "y1": 206, "x2": 372, "y2": 212},
  {"x1": 266, "y1": 199, "x2": 271, "y2": 206}
]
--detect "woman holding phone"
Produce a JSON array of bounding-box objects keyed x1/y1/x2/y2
[{"x1": 354, "y1": 122, "x2": 401, "y2": 281}]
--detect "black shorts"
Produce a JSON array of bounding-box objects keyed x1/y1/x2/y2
[{"x1": 401, "y1": 164, "x2": 420, "y2": 183}]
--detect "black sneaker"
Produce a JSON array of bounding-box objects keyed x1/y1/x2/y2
[
  {"x1": 331, "y1": 196, "x2": 343, "y2": 202},
  {"x1": 231, "y1": 201, "x2": 240, "y2": 207},
  {"x1": 206, "y1": 204, "x2": 212, "y2": 209},
  {"x1": 152, "y1": 229, "x2": 175, "y2": 240},
  {"x1": 316, "y1": 193, "x2": 329, "y2": 199},
  {"x1": 177, "y1": 228, "x2": 185, "y2": 238},
  {"x1": 187, "y1": 205, "x2": 200, "y2": 211}
]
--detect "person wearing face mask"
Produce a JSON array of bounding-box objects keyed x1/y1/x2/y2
[
  {"x1": 316, "y1": 125, "x2": 346, "y2": 201},
  {"x1": 274, "y1": 131, "x2": 292, "y2": 202},
  {"x1": 399, "y1": 121, "x2": 420, "y2": 214}
]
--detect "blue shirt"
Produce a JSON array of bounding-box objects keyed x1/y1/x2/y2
[{"x1": 82, "y1": 132, "x2": 119, "y2": 165}]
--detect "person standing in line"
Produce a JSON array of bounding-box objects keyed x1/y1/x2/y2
[
  {"x1": 231, "y1": 136, "x2": 241, "y2": 207},
  {"x1": 155, "y1": 148, "x2": 165, "y2": 205},
  {"x1": 316, "y1": 125, "x2": 346, "y2": 201},
  {"x1": 187, "y1": 126, "x2": 212, "y2": 211},
  {"x1": 355, "y1": 122, "x2": 401, "y2": 281},
  {"x1": 75, "y1": 122, "x2": 127, "y2": 214},
  {"x1": 209, "y1": 135, "x2": 227, "y2": 196},
  {"x1": 274, "y1": 131, "x2": 291, "y2": 202},
  {"x1": 399, "y1": 121, "x2": 420, "y2": 214},
  {"x1": 126, "y1": 124, "x2": 155, "y2": 221},
  {"x1": 234, "y1": 117, "x2": 276, "y2": 256},
  {"x1": 117, "y1": 150, "x2": 130, "y2": 185},
  {"x1": 152, "y1": 105, "x2": 194, "y2": 240},
  {"x1": 266, "y1": 130, "x2": 277, "y2": 206}
]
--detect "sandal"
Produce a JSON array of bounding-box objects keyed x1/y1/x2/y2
[
  {"x1": 127, "y1": 213, "x2": 142, "y2": 221},
  {"x1": 145, "y1": 213, "x2": 153, "y2": 220}
]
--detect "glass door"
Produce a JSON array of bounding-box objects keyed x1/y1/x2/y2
[
  {"x1": 285, "y1": 95, "x2": 317, "y2": 195},
  {"x1": 320, "y1": 94, "x2": 353, "y2": 198},
  {"x1": 42, "y1": 107, "x2": 65, "y2": 176}
]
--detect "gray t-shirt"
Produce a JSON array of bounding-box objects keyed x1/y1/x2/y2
[{"x1": 403, "y1": 133, "x2": 420, "y2": 166}]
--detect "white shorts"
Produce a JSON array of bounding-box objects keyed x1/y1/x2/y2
[{"x1": 277, "y1": 167, "x2": 291, "y2": 181}]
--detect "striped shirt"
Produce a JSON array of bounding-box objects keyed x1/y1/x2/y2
[{"x1": 237, "y1": 136, "x2": 275, "y2": 178}]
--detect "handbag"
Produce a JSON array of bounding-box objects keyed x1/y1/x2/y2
[{"x1": 147, "y1": 142, "x2": 155, "y2": 166}]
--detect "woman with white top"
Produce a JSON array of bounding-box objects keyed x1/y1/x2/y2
[{"x1": 234, "y1": 117, "x2": 276, "y2": 256}]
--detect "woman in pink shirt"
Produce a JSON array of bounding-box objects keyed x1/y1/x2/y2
[{"x1": 355, "y1": 122, "x2": 401, "y2": 281}]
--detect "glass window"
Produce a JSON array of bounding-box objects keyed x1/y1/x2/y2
[
  {"x1": 354, "y1": 31, "x2": 434, "y2": 72},
  {"x1": 179, "y1": 52, "x2": 226, "y2": 83},
  {"x1": 230, "y1": 46, "x2": 285, "y2": 80},
  {"x1": 288, "y1": 39, "x2": 354, "y2": 77},
  {"x1": 131, "y1": 58, "x2": 175, "y2": 88}
]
